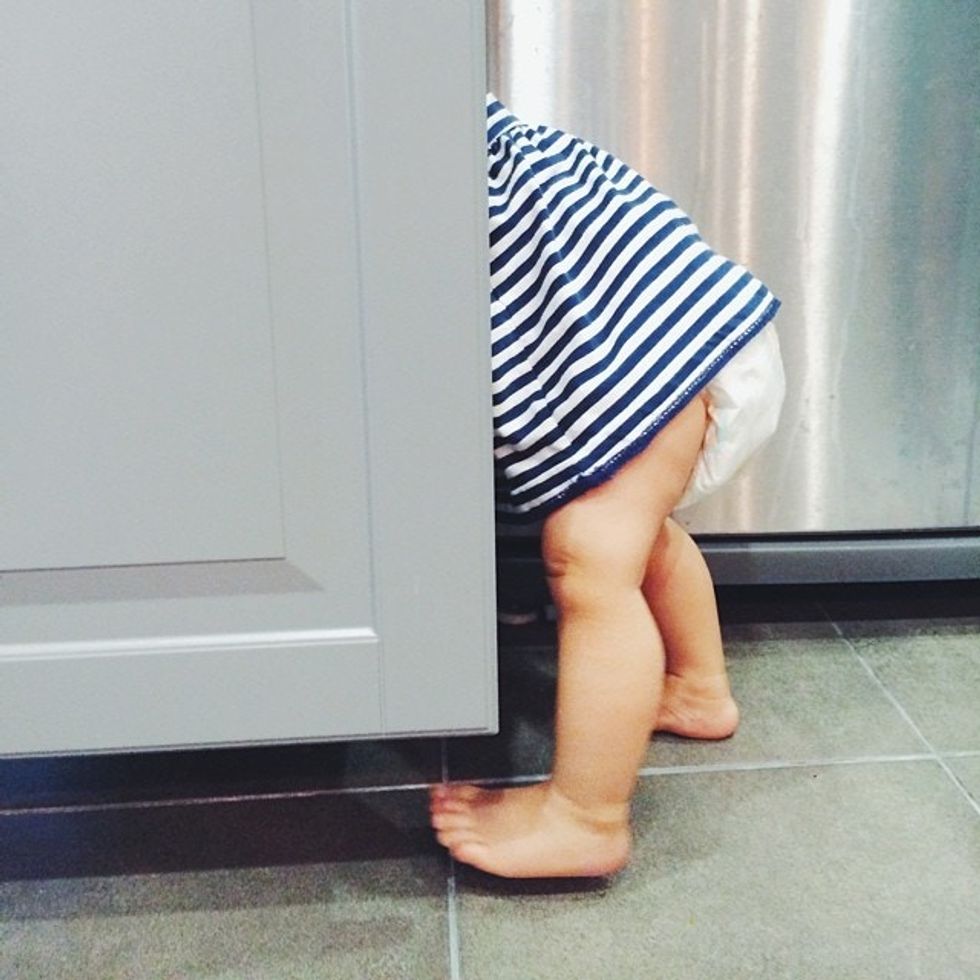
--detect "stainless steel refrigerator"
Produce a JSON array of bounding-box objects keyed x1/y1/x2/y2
[{"x1": 489, "y1": 0, "x2": 980, "y2": 582}]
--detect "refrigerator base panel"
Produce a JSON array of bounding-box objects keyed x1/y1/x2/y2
[
  {"x1": 699, "y1": 533, "x2": 980, "y2": 585},
  {"x1": 496, "y1": 530, "x2": 980, "y2": 586}
]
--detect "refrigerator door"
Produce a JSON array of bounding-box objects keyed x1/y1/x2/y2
[{"x1": 488, "y1": 0, "x2": 980, "y2": 540}]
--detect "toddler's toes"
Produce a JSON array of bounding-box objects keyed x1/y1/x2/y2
[
  {"x1": 434, "y1": 809, "x2": 481, "y2": 847},
  {"x1": 430, "y1": 787, "x2": 454, "y2": 816},
  {"x1": 432, "y1": 798, "x2": 473, "y2": 817},
  {"x1": 443, "y1": 784, "x2": 483, "y2": 803},
  {"x1": 431, "y1": 809, "x2": 474, "y2": 833},
  {"x1": 430, "y1": 783, "x2": 480, "y2": 809},
  {"x1": 450, "y1": 840, "x2": 493, "y2": 873},
  {"x1": 436, "y1": 828, "x2": 459, "y2": 850}
]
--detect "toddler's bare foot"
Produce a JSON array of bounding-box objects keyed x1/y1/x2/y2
[
  {"x1": 429, "y1": 780, "x2": 631, "y2": 879},
  {"x1": 654, "y1": 672, "x2": 740, "y2": 740}
]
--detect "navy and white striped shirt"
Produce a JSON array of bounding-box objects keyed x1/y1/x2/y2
[{"x1": 487, "y1": 94, "x2": 780, "y2": 520}]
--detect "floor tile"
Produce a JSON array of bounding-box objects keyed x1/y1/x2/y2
[
  {"x1": 0, "y1": 790, "x2": 450, "y2": 980},
  {"x1": 844, "y1": 633, "x2": 980, "y2": 753},
  {"x1": 650, "y1": 635, "x2": 927, "y2": 768},
  {"x1": 447, "y1": 635, "x2": 926, "y2": 783},
  {"x1": 455, "y1": 761, "x2": 980, "y2": 980},
  {"x1": 0, "y1": 738, "x2": 442, "y2": 811}
]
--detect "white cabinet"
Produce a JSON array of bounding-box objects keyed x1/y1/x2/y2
[{"x1": 0, "y1": 1, "x2": 497, "y2": 754}]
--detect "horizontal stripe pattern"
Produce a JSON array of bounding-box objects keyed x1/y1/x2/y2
[{"x1": 487, "y1": 94, "x2": 780, "y2": 520}]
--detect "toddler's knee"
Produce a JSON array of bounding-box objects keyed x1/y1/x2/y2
[
  {"x1": 646, "y1": 518, "x2": 684, "y2": 584},
  {"x1": 542, "y1": 528, "x2": 646, "y2": 610},
  {"x1": 544, "y1": 559, "x2": 608, "y2": 614}
]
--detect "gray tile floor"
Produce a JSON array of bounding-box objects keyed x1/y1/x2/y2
[{"x1": 2, "y1": 583, "x2": 979, "y2": 979}]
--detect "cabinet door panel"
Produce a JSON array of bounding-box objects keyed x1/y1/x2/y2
[
  {"x1": 2, "y1": 1, "x2": 284, "y2": 570},
  {"x1": 0, "y1": 0, "x2": 496, "y2": 755}
]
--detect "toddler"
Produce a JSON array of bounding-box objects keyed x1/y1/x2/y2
[{"x1": 429, "y1": 95, "x2": 784, "y2": 879}]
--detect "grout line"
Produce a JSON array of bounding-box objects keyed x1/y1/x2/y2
[
  {"x1": 638, "y1": 753, "x2": 935, "y2": 779},
  {"x1": 818, "y1": 603, "x2": 980, "y2": 820},
  {"x1": 438, "y1": 773, "x2": 547, "y2": 789},
  {"x1": 447, "y1": 868, "x2": 462, "y2": 980},
  {"x1": 0, "y1": 780, "x2": 440, "y2": 817},
  {"x1": 421, "y1": 755, "x2": 939, "y2": 789},
  {"x1": 441, "y1": 740, "x2": 463, "y2": 980}
]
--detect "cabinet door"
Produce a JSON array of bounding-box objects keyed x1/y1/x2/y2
[{"x1": 0, "y1": 1, "x2": 496, "y2": 755}]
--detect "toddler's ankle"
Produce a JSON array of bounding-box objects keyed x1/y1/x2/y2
[
  {"x1": 545, "y1": 782, "x2": 631, "y2": 831},
  {"x1": 656, "y1": 673, "x2": 739, "y2": 740},
  {"x1": 666, "y1": 670, "x2": 731, "y2": 695}
]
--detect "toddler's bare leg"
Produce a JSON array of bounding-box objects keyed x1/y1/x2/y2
[
  {"x1": 644, "y1": 517, "x2": 739, "y2": 738},
  {"x1": 430, "y1": 397, "x2": 708, "y2": 878}
]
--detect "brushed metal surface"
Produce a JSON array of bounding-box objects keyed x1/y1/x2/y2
[{"x1": 488, "y1": 0, "x2": 980, "y2": 534}]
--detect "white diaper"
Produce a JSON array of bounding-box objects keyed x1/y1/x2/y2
[{"x1": 675, "y1": 323, "x2": 785, "y2": 511}]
